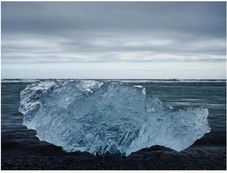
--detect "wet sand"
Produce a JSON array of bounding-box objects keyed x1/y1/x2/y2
[{"x1": 1, "y1": 128, "x2": 226, "y2": 170}]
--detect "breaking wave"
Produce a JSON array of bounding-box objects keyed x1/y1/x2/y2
[{"x1": 19, "y1": 80, "x2": 210, "y2": 156}]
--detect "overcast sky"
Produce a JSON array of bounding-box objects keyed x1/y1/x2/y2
[{"x1": 2, "y1": 2, "x2": 226, "y2": 79}]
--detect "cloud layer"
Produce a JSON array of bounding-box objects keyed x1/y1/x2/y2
[{"x1": 2, "y1": 2, "x2": 226, "y2": 79}]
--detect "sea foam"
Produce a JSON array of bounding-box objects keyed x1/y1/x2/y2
[{"x1": 19, "y1": 80, "x2": 210, "y2": 156}]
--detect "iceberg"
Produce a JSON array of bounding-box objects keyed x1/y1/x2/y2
[{"x1": 19, "y1": 80, "x2": 210, "y2": 156}]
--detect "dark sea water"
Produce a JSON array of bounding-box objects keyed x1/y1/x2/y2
[{"x1": 1, "y1": 79, "x2": 226, "y2": 170}]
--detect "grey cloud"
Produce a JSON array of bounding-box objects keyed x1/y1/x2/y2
[
  {"x1": 1, "y1": 2, "x2": 226, "y2": 79},
  {"x1": 2, "y1": 31, "x2": 225, "y2": 64},
  {"x1": 2, "y1": 2, "x2": 226, "y2": 37}
]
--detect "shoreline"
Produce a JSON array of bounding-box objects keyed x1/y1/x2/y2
[{"x1": 2, "y1": 141, "x2": 226, "y2": 170}]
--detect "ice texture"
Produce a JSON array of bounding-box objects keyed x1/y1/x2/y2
[{"x1": 19, "y1": 80, "x2": 210, "y2": 156}]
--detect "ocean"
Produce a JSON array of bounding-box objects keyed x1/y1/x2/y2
[{"x1": 1, "y1": 79, "x2": 226, "y2": 170}]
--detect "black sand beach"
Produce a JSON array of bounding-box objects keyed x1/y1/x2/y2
[{"x1": 2, "y1": 134, "x2": 226, "y2": 170}]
